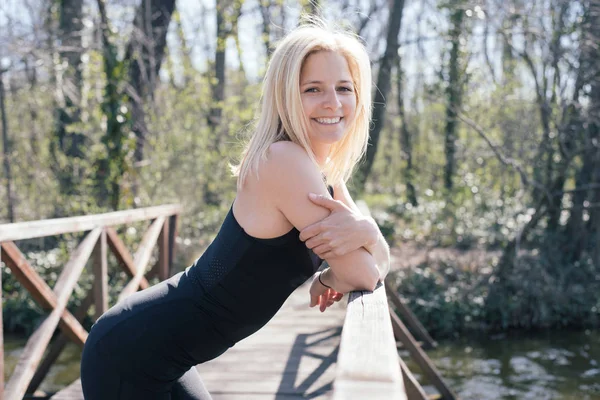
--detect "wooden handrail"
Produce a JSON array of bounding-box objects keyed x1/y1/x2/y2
[
  {"x1": 0, "y1": 203, "x2": 182, "y2": 242},
  {"x1": 333, "y1": 200, "x2": 407, "y2": 399},
  {"x1": 4, "y1": 228, "x2": 101, "y2": 400},
  {"x1": 0, "y1": 204, "x2": 181, "y2": 399}
]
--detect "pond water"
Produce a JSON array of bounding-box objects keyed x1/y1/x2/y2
[
  {"x1": 404, "y1": 329, "x2": 600, "y2": 400},
  {"x1": 4, "y1": 330, "x2": 599, "y2": 398}
]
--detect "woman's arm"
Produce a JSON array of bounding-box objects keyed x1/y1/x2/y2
[
  {"x1": 333, "y1": 182, "x2": 391, "y2": 281},
  {"x1": 261, "y1": 141, "x2": 379, "y2": 293}
]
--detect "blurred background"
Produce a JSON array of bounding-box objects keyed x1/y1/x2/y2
[{"x1": 1, "y1": 0, "x2": 599, "y2": 398}]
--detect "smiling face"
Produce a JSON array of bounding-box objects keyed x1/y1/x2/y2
[{"x1": 299, "y1": 51, "x2": 357, "y2": 160}]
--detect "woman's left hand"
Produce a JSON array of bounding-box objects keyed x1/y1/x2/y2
[{"x1": 299, "y1": 193, "x2": 379, "y2": 259}]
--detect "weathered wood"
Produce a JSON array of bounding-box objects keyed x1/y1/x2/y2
[
  {"x1": 0, "y1": 203, "x2": 182, "y2": 242},
  {"x1": 390, "y1": 311, "x2": 457, "y2": 400},
  {"x1": 105, "y1": 227, "x2": 150, "y2": 290},
  {"x1": 385, "y1": 279, "x2": 437, "y2": 349},
  {"x1": 399, "y1": 357, "x2": 428, "y2": 400},
  {"x1": 333, "y1": 284, "x2": 407, "y2": 400},
  {"x1": 93, "y1": 229, "x2": 108, "y2": 319},
  {"x1": 0, "y1": 245, "x2": 4, "y2": 400},
  {"x1": 118, "y1": 217, "x2": 166, "y2": 302},
  {"x1": 158, "y1": 218, "x2": 170, "y2": 280},
  {"x1": 26, "y1": 291, "x2": 94, "y2": 395},
  {"x1": 4, "y1": 228, "x2": 101, "y2": 400},
  {"x1": 168, "y1": 214, "x2": 179, "y2": 273},
  {"x1": 0, "y1": 242, "x2": 88, "y2": 345}
]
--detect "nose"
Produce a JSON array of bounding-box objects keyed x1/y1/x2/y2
[{"x1": 322, "y1": 88, "x2": 341, "y2": 110}]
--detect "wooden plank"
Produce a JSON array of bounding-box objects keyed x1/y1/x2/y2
[
  {"x1": 168, "y1": 214, "x2": 179, "y2": 273},
  {"x1": 333, "y1": 284, "x2": 407, "y2": 400},
  {"x1": 0, "y1": 245, "x2": 4, "y2": 400},
  {"x1": 4, "y1": 228, "x2": 101, "y2": 400},
  {"x1": 0, "y1": 204, "x2": 181, "y2": 242},
  {"x1": 158, "y1": 218, "x2": 170, "y2": 280},
  {"x1": 118, "y1": 217, "x2": 166, "y2": 302},
  {"x1": 399, "y1": 357, "x2": 428, "y2": 400},
  {"x1": 0, "y1": 242, "x2": 88, "y2": 346},
  {"x1": 93, "y1": 229, "x2": 108, "y2": 319},
  {"x1": 105, "y1": 227, "x2": 150, "y2": 290},
  {"x1": 390, "y1": 311, "x2": 457, "y2": 400},
  {"x1": 385, "y1": 279, "x2": 437, "y2": 349},
  {"x1": 27, "y1": 291, "x2": 94, "y2": 394}
]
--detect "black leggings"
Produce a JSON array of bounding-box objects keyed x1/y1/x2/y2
[{"x1": 80, "y1": 342, "x2": 212, "y2": 399}]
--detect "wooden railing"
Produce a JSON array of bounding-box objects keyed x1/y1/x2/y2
[
  {"x1": 0, "y1": 204, "x2": 181, "y2": 400},
  {"x1": 333, "y1": 201, "x2": 457, "y2": 400}
]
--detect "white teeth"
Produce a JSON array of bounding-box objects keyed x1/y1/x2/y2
[{"x1": 315, "y1": 117, "x2": 341, "y2": 125}]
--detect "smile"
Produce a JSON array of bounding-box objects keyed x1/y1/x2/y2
[{"x1": 314, "y1": 117, "x2": 342, "y2": 125}]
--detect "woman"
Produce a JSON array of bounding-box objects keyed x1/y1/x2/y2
[{"x1": 80, "y1": 20, "x2": 390, "y2": 399}]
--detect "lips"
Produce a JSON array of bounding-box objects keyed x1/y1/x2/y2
[{"x1": 314, "y1": 117, "x2": 342, "y2": 125}]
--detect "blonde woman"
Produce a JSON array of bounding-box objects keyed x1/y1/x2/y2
[{"x1": 80, "y1": 20, "x2": 390, "y2": 400}]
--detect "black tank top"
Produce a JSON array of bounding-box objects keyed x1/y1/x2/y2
[{"x1": 185, "y1": 201, "x2": 323, "y2": 347}]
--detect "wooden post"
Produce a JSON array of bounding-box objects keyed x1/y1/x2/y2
[
  {"x1": 385, "y1": 280, "x2": 437, "y2": 349},
  {"x1": 158, "y1": 219, "x2": 170, "y2": 280},
  {"x1": 390, "y1": 311, "x2": 457, "y2": 400},
  {"x1": 168, "y1": 214, "x2": 179, "y2": 273},
  {"x1": 1, "y1": 244, "x2": 5, "y2": 400},
  {"x1": 93, "y1": 229, "x2": 108, "y2": 319},
  {"x1": 399, "y1": 357, "x2": 428, "y2": 400}
]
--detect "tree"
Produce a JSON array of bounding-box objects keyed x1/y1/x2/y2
[{"x1": 355, "y1": 0, "x2": 406, "y2": 191}]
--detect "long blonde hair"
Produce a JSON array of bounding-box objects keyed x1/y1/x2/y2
[{"x1": 231, "y1": 19, "x2": 372, "y2": 188}]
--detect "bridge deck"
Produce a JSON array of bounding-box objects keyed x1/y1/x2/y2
[{"x1": 52, "y1": 281, "x2": 346, "y2": 399}]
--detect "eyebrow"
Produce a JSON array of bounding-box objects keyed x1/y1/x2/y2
[{"x1": 300, "y1": 80, "x2": 353, "y2": 86}]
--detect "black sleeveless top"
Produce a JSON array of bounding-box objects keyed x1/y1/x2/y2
[{"x1": 185, "y1": 203, "x2": 323, "y2": 346}]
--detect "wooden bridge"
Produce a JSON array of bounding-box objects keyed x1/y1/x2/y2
[{"x1": 0, "y1": 204, "x2": 456, "y2": 400}]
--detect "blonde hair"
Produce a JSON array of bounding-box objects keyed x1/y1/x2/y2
[{"x1": 231, "y1": 18, "x2": 372, "y2": 188}]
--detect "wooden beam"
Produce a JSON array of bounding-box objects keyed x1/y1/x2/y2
[
  {"x1": 105, "y1": 227, "x2": 150, "y2": 290},
  {"x1": 4, "y1": 228, "x2": 101, "y2": 400},
  {"x1": 158, "y1": 218, "x2": 170, "y2": 280},
  {"x1": 0, "y1": 242, "x2": 88, "y2": 345},
  {"x1": 26, "y1": 290, "x2": 94, "y2": 395},
  {"x1": 390, "y1": 311, "x2": 457, "y2": 400},
  {"x1": 93, "y1": 229, "x2": 108, "y2": 319},
  {"x1": 399, "y1": 357, "x2": 428, "y2": 400},
  {"x1": 118, "y1": 217, "x2": 166, "y2": 302},
  {"x1": 0, "y1": 245, "x2": 4, "y2": 400},
  {"x1": 0, "y1": 204, "x2": 181, "y2": 242},
  {"x1": 333, "y1": 284, "x2": 407, "y2": 400},
  {"x1": 385, "y1": 279, "x2": 437, "y2": 349},
  {"x1": 168, "y1": 214, "x2": 179, "y2": 273}
]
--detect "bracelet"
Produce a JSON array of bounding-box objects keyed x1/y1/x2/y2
[{"x1": 318, "y1": 270, "x2": 332, "y2": 289}]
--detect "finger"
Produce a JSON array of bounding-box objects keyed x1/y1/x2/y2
[
  {"x1": 305, "y1": 237, "x2": 326, "y2": 250},
  {"x1": 312, "y1": 244, "x2": 330, "y2": 257},
  {"x1": 333, "y1": 292, "x2": 344, "y2": 301},
  {"x1": 299, "y1": 224, "x2": 320, "y2": 242},
  {"x1": 310, "y1": 294, "x2": 319, "y2": 307},
  {"x1": 319, "y1": 295, "x2": 327, "y2": 312},
  {"x1": 308, "y1": 193, "x2": 343, "y2": 210}
]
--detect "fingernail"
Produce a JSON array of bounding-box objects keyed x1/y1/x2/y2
[{"x1": 309, "y1": 193, "x2": 317, "y2": 199}]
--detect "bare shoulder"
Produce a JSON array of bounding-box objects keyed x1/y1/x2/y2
[{"x1": 265, "y1": 141, "x2": 315, "y2": 170}]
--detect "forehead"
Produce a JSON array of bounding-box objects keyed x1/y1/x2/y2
[{"x1": 300, "y1": 51, "x2": 352, "y2": 80}]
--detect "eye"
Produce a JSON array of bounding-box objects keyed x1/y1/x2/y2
[
  {"x1": 337, "y1": 86, "x2": 353, "y2": 92},
  {"x1": 304, "y1": 87, "x2": 319, "y2": 93}
]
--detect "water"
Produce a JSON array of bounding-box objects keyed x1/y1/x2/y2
[
  {"x1": 4, "y1": 330, "x2": 599, "y2": 398},
  {"x1": 403, "y1": 329, "x2": 600, "y2": 400}
]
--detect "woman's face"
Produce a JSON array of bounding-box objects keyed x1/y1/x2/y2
[{"x1": 299, "y1": 51, "x2": 357, "y2": 149}]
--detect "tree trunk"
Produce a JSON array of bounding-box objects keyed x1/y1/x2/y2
[
  {"x1": 397, "y1": 54, "x2": 417, "y2": 206},
  {"x1": 443, "y1": 5, "x2": 464, "y2": 192},
  {"x1": 0, "y1": 67, "x2": 15, "y2": 222},
  {"x1": 355, "y1": 0, "x2": 405, "y2": 191},
  {"x1": 259, "y1": 0, "x2": 272, "y2": 57},
  {"x1": 208, "y1": 0, "x2": 228, "y2": 131},
  {"x1": 125, "y1": 0, "x2": 176, "y2": 164},
  {"x1": 50, "y1": 0, "x2": 85, "y2": 201}
]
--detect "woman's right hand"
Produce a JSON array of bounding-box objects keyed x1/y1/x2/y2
[{"x1": 309, "y1": 271, "x2": 344, "y2": 312}]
